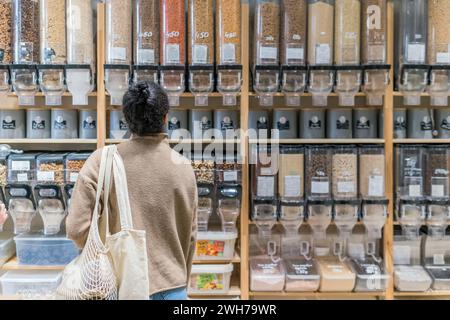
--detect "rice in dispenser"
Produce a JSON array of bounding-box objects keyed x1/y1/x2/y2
[
  {"x1": 132, "y1": 0, "x2": 159, "y2": 84},
  {"x1": 38, "y1": 0, "x2": 66, "y2": 106},
  {"x1": 307, "y1": 0, "x2": 335, "y2": 106},
  {"x1": 427, "y1": 1, "x2": 450, "y2": 106},
  {"x1": 33, "y1": 184, "x2": 65, "y2": 236},
  {"x1": 160, "y1": 0, "x2": 186, "y2": 107},
  {"x1": 217, "y1": 185, "x2": 241, "y2": 233},
  {"x1": 11, "y1": 0, "x2": 39, "y2": 106},
  {"x1": 253, "y1": 0, "x2": 281, "y2": 107},
  {"x1": 424, "y1": 236, "x2": 450, "y2": 291},
  {"x1": 0, "y1": 0, "x2": 12, "y2": 97},
  {"x1": 104, "y1": 0, "x2": 132, "y2": 106},
  {"x1": 397, "y1": 0, "x2": 429, "y2": 106},
  {"x1": 216, "y1": 0, "x2": 242, "y2": 106},
  {"x1": 361, "y1": 0, "x2": 390, "y2": 106},
  {"x1": 188, "y1": 0, "x2": 214, "y2": 106},
  {"x1": 5, "y1": 184, "x2": 36, "y2": 235},
  {"x1": 66, "y1": 0, "x2": 95, "y2": 105},
  {"x1": 280, "y1": 0, "x2": 307, "y2": 106}
]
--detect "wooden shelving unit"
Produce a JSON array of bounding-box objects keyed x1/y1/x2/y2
[
  {"x1": 249, "y1": 291, "x2": 386, "y2": 299},
  {"x1": 2, "y1": 258, "x2": 65, "y2": 271}
]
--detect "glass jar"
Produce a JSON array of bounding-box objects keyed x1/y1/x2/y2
[
  {"x1": 278, "y1": 145, "x2": 304, "y2": 201},
  {"x1": 306, "y1": 146, "x2": 332, "y2": 199},
  {"x1": 332, "y1": 145, "x2": 358, "y2": 199},
  {"x1": 33, "y1": 184, "x2": 66, "y2": 235},
  {"x1": 359, "y1": 145, "x2": 385, "y2": 199}
]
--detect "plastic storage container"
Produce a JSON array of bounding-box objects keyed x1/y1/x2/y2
[
  {"x1": 359, "y1": 145, "x2": 385, "y2": 199},
  {"x1": 36, "y1": 154, "x2": 65, "y2": 185},
  {"x1": 361, "y1": 199, "x2": 388, "y2": 239},
  {"x1": 0, "y1": 270, "x2": 62, "y2": 299},
  {"x1": 0, "y1": 0, "x2": 12, "y2": 66},
  {"x1": 394, "y1": 265, "x2": 432, "y2": 292},
  {"x1": 7, "y1": 153, "x2": 38, "y2": 183},
  {"x1": 398, "y1": 198, "x2": 427, "y2": 237},
  {"x1": 284, "y1": 258, "x2": 320, "y2": 292},
  {"x1": 272, "y1": 110, "x2": 298, "y2": 140},
  {"x1": 0, "y1": 110, "x2": 25, "y2": 139},
  {"x1": 189, "y1": 264, "x2": 233, "y2": 295},
  {"x1": 317, "y1": 257, "x2": 356, "y2": 292},
  {"x1": 396, "y1": 145, "x2": 424, "y2": 198},
  {"x1": 217, "y1": 185, "x2": 241, "y2": 233},
  {"x1": 407, "y1": 109, "x2": 434, "y2": 139},
  {"x1": 333, "y1": 199, "x2": 360, "y2": 238},
  {"x1": 197, "y1": 184, "x2": 214, "y2": 232},
  {"x1": 65, "y1": 153, "x2": 90, "y2": 184},
  {"x1": 34, "y1": 185, "x2": 66, "y2": 236},
  {"x1": 353, "y1": 109, "x2": 378, "y2": 139},
  {"x1": 306, "y1": 146, "x2": 332, "y2": 199},
  {"x1": 250, "y1": 257, "x2": 286, "y2": 292},
  {"x1": 424, "y1": 145, "x2": 449, "y2": 198},
  {"x1": 426, "y1": 199, "x2": 450, "y2": 238},
  {"x1": 12, "y1": 0, "x2": 40, "y2": 64},
  {"x1": 349, "y1": 257, "x2": 389, "y2": 292},
  {"x1": 105, "y1": 0, "x2": 132, "y2": 65},
  {"x1": 0, "y1": 234, "x2": 15, "y2": 267},
  {"x1": 279, "y1": 200, "x2": 305, "y2": 233},
  {"x1": 361, "y1": 0, "x2": 387, "y2": 64},
  {"x1": 215, "y1": 154, "x2": 242, "y2": 184},
  {"x1": 133, "y1": 0, "x2": 159, "y2": 66},
  {"x1": 278, "y1": 146, "x2": 304, "y2": 201},
  {"x1": 5, "y1": 185, "x2": 36, "y2": 235},
  {"x1": 334, "y1": 0, "x2": 360, "y2": 65},
  {"x1": 109, "y1": 110, "x2": 129, "y2": 139},
  {"x1": 51, "y1": 110, "x2": 78, "y2": 139},
  {"x1": 190, "y1": 110, "x2": 213, "y2": 140},
  {"x1": 194, "y1": 232, "x2": 237, "y2": 261},
  {"x1": 192, "y1": 155, "x2": 215, "y2": 185},
  {"x1": 15, "y1": 233, "x2": 78, "y2": 266},
  {"x1": 26, "y1": 110, "x2": 51, "y2": 139},
  {"x1": 307, "y1": 0, "x2": 334, "y2": 66},
  {"x1": 327, "y1": 109, "x2": 353, "y2": 139},
  {"x1": 332, "y1": 146, "x2": 358, "y2": 199},
  {"x1": 214, "y1": 110, "x2": 239, "y2": 140},
  {"x1": 299, "y1": 109, "x2": 326, "y2": 139},
  {"x1": 249, "y1": 111, "x2": 270, "y2": 139},
  {"x1": 252, "y1": 199, "x2": 278, "y2": 233},
  {"x1": 166, "y1": 110, "x2": 188, "y2": 140},
  {"x1": 393, "y1": 236, "x2": 422, "y2": 265},
  {"x1": 79, "y1": 110, "x2": 97, "y2": 139},
  {"x1": 251, "y1": 146, "x2": 278, "y2": 199}
]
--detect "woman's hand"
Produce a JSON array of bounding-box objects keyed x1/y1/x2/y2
[{"x1": 0, "y1": 203, "x2": 8, "y2": 225}]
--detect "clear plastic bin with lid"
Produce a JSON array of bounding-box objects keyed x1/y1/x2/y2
[
  {"x1": 0, "y1": 0, "x2": 12, "y2": 97},
  {"x1": 216, "y1": 0, "x2": 242, "y2": 106},
  {"x1": 160, "y1": 0, "x2": 186, "y2": 107},
  {"x1": 132, "y1": 0, "x2": 159, "y2": 85},
  {"x1": 217, "y1": 184, "x2": 241, "y2": 233},
  {"x1": 397, "y1": 0, "x2": 429, "y2": 106},
  {"x1": 104, "y1": 0, "x2": 132, "y2": 106},
  {"x1": 334, "y1": 0, "x2": 362, "y2": 107},
  {"x1": 361, "y1": 0, "x2": 390, "y2": 106},
  {"x1": 66, "y1": 0, "x2": 95, "y2": 106},
  {"x1": 424, "y1": 236, "x2": 450, "y2": 291},
  {"x1": 38, "y1": 0, "x2": 67, "y2": 106},
  {"x1": 188, "y1": 0, "x2": 215, "y2": 106},
  {"x1": 253, "y1": 0, "x2": 281, "y2": 107},
  {"x1": 427, "y1": 1, "x2": 450, "y2": 106},
  {"x1": 33, "y1": 184, "x2": 66, "y2": 236},
  {"x1": 280, "y1": 0, "x2": 307, "y2": 106},
  {"x1": 4, "y1": 184, "x2": 36, "y2": 235},
  {"x1": 11, "y1": 0, "x2": 39, "y2": 106},
  {"x1": 307, "y1": 0, "x2": 335, "y2": 106}
]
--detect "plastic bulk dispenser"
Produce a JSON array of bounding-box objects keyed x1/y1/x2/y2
[
  {"x1": 253, "y1": 0, "x2": 281, "y2": 107},
  {"x1": 5, "y1": 184, "x2": 36, "y2": 235},
  {"x1": 34, "y1": 184, "x2": 66, "y2": 236},
  {"x1": 132, "y1": 0, "x2": 159, "y2": 85},
  {"x1": 361, "y1": 199, "x2": 388, "y2": 240},
  {"x1": 160, "y1": 0, "x2": 186, "y2": 107},
  {"x1": 104, "y1": 0, "x2": 132, "y2": 106},
  {"x1": 397, "y1": 0, "x2": 429, "y2": 106},
  {"x1": 333, "y1": 199, "x2": 360, "y2": 239},
  {"x1": 217, "y1": 185, "x2": 241, "y2": 233},
  {"x1": 197, "y1": 184, "x2": 214, "y2": 232}
]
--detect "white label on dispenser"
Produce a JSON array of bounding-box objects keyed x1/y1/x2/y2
[
  {"x1": 166, "y1": 44, "x2": 180, "y2": 64},
  {"x1": 193, "y1": 45, "x2": 208, "y2": 64},
  {"x1": 223, "y1": 171, "x2": 238, "y2": 182},
  {"x1": 257, "y1": 176, "x2": 275, "y2": 198},
  {"x1": 260, "y1": 46, "x2": 278, "y2": 60},
  {"x1": 16, "y1": 173, "x2": 28, "y2": 182},
  {"x1": 70, "y1": 172, "x2": 79, "y2": 183},
  {"x1": 37, "y1": 171, "x2": 55, "y2": 182},
  {"x1": 286, "y1": 48, "x2": 304, "y2": 61},
  {"x1": 111, "y1": 47, "x2": 127, "y2": 61},
  {"x1": 315, "y1": 44, "x2": 331, "y2": 64},
  {"x1": 284, "y1": 176, "x2": 301, "y2": 198},
  {"x1": 138, "y1": 49, "x2": 155, "y2": 64},
  {"x1": 311, "y1": 181, "x2": 329, "y2": 194},
  {"x1": 369, "y1": 175, "x2": 384, "y2": 197},
  {"x1": 437, "y1": 52, "x2": 450, "y2": 64},
  {"x1": 432, "y1": 185, "x2": 445, "y2": 198},
  {"x1": 11, "y1": 161, "x2": 30, "y2": 171},
  {"x1": 434, "y1": 254, "x2": 445, "y2": 265},
  {"x1": 337, "y1": 181, "x2": 355, "y2": 193},
  {"x1": 407, "y1": 44, "x2": 425, "y2": 63},
  {"x1": 394, "y1": 245, "x2": 411, "y2": 265},
  {"x1": 260, "y1": 167, "x2": 273, "y2": 176},
  {"x1": 222, "y1": 44, "x2": 236, "y2": 63},
  {"x1": 409, "y1": 184, "x2": 422, "y2": 197}
]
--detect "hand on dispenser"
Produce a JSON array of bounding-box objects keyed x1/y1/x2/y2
[{"x1": 0, "y1": 203, "x2": 8, "y2": 226}]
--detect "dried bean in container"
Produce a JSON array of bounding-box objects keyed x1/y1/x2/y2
[
  {"x1": 0, "y1": 0, "x2": 12, "y2": 63},
  {"x1": 40, "y1": 0, "x2": 66, "y2": 64},
  {"x1": 13, "y1": 0, "x2": 40, "y2": 64},
  {"x1": 306, "y1": 148, "x2": 332, "y2": 197},
  {"x1": 39, "y1": 163, "x2": 64, "y2": 185},
  {"x1": 361, "y1": 0, "x2": 387, "y2": 64},
  {"x1": 307, "y1": 1, "x2": 334, "y2": 65},
  {"x1": 425, "y1": 150, "x2": 449, "y2": 198},
  {"x1": 281, "y1": 0, "x2": 307, "y2": 65},
  {"x1": 192, "y1": 160, "x2": 215, "y2": 184},
  {"x1": 67, "y1": 0, "x2": 94, "y2": 65},
  {"x1": 428, "y1": 0, "x2": 450, "y2": 64},
  {"x1": 0, "y1": 163, "x2": 6, "y2": 186},
  {"x1": 332, "y1": 152, "x2": 358, "y2": 198},
  {"x1": 359, "y1": 154, "x2": 385, "y2": 198},
  {"x1": 216, "y1": 0, "x2": 241, "y2": 64},
  {"x1": 134, "y1": 0, "x2": 159, "y2": 65},
  {"x1": 160, "y1": 0, "x2": 185, "y2": 65},
  {"x1": 254, "y1": 1, "x2": 280, "y2": 65},
  {"x1": 188, "y1": 0, "x2": 214, "y2": 65},
  {"x1": 334, "y1": 0, "x2": 361, "y2": 65}
]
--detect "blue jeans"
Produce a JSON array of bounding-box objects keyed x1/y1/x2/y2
[{"x1": 150, "y1": 287, "x2": 187, "y2": 300}]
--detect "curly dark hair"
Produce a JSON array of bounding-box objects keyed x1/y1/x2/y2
[{"x1": 122, "y1": 81, "x2": 169, "y2": 135}]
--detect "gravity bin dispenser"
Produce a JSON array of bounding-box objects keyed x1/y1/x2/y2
[
  {"x1": 34, "y1": 184, "x2": 66, "y2": 236},
  {"x1": 0, "y1": 65, "x2": 11, "y2": 98},
  {"x1": 428, "y1": 66, "x2": 450, "y2": 107},
  {"x1": 363, "y1": 65, "x2": 390, "y2": 106},
  {"x1": 335, "y1": 66, "x2": 362, "y2": 107}
]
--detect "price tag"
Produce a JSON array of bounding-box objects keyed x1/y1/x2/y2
[
  {"x1": 311, "y1": 181, "x2": 329, "y2": 194},
  {"x1": 315, "y1": 44, "x2": 331, "y2": 64},
  {"x1": 17, "y1": 173, "x2": 28, "y2": 182},
  {"x1": 257, "y1": 176, "x2": 275, "y2": 198},
  {"x1": 286, "y1": 48, "x2": 304, "y2": 61},
  {"x1": 409, "y1": 184, "x2": 422, "y2": 197},
  {"x1": 111, "y1": 47, "x2": 127, "y2": 61},
  {"x1": 337, "y1": 181, "x2": 356, "y2": 193},
  {"x1": 193, "y1": 45, "x2": 208, "y2": 64},
  {"x1": 221, "y1": 43, "x2": 236, "y2": 63},
  {"x1": 260, "y1": 46, "x2": 278, "y2": 60},
  {"x1": 369, "y1": 175, "x2": 384, "y2": 197},
  {"x1": 11, "y1": 161, "x2": 30, "y2": 171},
  {"x1": 407, "y1": 43, "x2": 425, "y2": 63},
  {"x1": 432, "y1": 185, "x2": 445, "y2": 198},
  {"x1": 70, "y1": 172, "x2": 79, "y2": 183},
  {"x1": 37, "y1": 171, "x2": 55, "y2": 182},
  {"x1": 284, "y1": 176, "x2": 301, "y2": 198},
  {"x1": 434, "y1": 254, "x2": 446, "y2": 265},
  {"x1": 138, "y1": 49, "x2": 155, "y2": 64},
  {"x1": 394, "y1": 245, "x2": 411, "y2": 265},
  {"x1": 223, "y1": 171, "x2": 238, "y2": 182},
  {"x1": 166, "y1": 44, "x2": 180, "y2": 64}
]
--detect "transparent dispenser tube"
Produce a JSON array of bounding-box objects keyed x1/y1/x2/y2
[
  {"x1": 0, "y1": 66, "x2": 11, "y2": 97},
  {"x1": 189, "y1": 66, "x2": 214, "y2": 106},
  {"x1": 398, "y1": 198, "x2": 427, "y2": 239},
  {"x1": 5, "y1": 184, "x2": 36, "y2": 235},
  {"x1": 217, "y1": 65, "x2": 242, "y2": 106},
  {"x1": 333, "y1": 199, "x2": 360, "y2": 239},
  {"x1": 427, "y1": 199, "x2": 450, "y2": 239},
  {"x1": 307, "y1": 199, "x2": 333, "y2": 240},
  {"x1": 308, "y1": 66, "x2": 335, "y2": 107},
  {"x1": 398, "y1": 65, "x2": 430, "y2": 105},
  {"x1": 133, "y1": 65, "x2": 158, "y2": 84},
  {"x1": 254, "y1": 66, "x2": 280, "y2": 106},
  {"x1": 160, "y1": 65, "x2": 185, "y2": 107},
  {"x1": 197, "y1": 184, "x2": 214, "y2": 232},
  {"x1": 65, "y1": 65, "x2": 93, "y2": 106},
  {"x1": 362, "y1": 65, "x2": 390, "y2": 106},
  {"x1": 10, "y1": 64, "x2": 37, "y2": 105},
  {"x1": 105, "y1": 65, "x2": 130, "y2": 106},
  {"x1": 361, "y1": 199, "x2": 388, "y2": 240},
  {"x1": 34, "y1": 184, "x2": 66, "y2": 236},
  {"x1": 252, "y1": 199, "x2": 278, "y2": 237},
  {"x1": 217, "y1": 185, "x2": 241, "y2": 233},
  {"x1": 281, "y1": 66, "x2": 307, "y2": 106},
  {"x1": 428, "y1": 66, "x2": 450, "y2": 107},
  {"x1": 335, "y1": 66, "x2": 362, "y2": 106},
  {"x1": 280, "y1": 200, "x2": 305, "y2": 235},
  {"x1": 38, "y1": 65, "x2": 65, "y2": 106}
]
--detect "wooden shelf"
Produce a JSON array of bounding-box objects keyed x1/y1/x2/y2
[
  {"x1": 394, "y1": 291, "x2": 450, "y2": 297},
  {"x1": 249, "y1": 139, "x2": 385, "y2": 145},
  {"x1": 393, "y1": 92, "x2": 450, "y2": 97},
  {"x1": 193, "y1": 253, "x2": 241, "y2": 265},
  {"x1": 249, "y1": 291, "x2": 386, "y2": 298},
  {"x1": 106, "y1": 138, "x2": 241, "y2": 145},
  {"x1": 394, "y1": 139, "x2": 450, "y2": 144},
  {"x1": 1, "y1": 257, "x2": 66, "y2": 271},
  {"x1": 0, "y1": 139, "x2": 98, "y2": 151},
  {"x1": 188, "y1": 286, "x2": 241, "y2": 298},
  {"x1": 249, "y1": 92, "x2": 368, "y2": 98}
]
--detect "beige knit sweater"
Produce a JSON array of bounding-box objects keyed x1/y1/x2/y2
[{"x1": 66, "y1": 134, "x2": 198, "y2": 296}]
